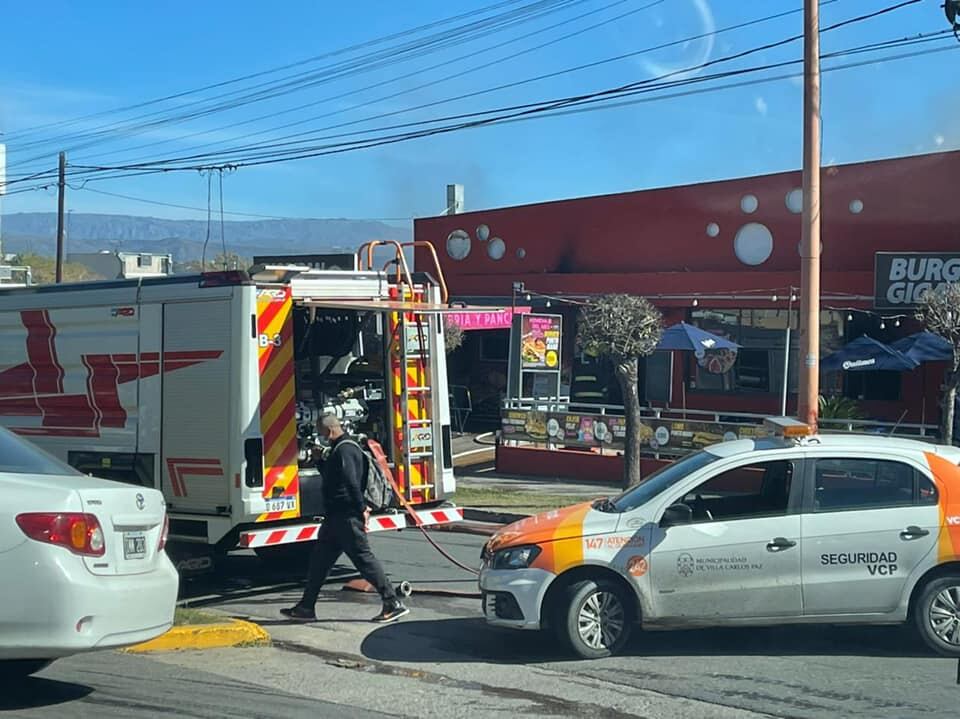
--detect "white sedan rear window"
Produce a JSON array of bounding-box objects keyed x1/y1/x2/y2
[{"x1": 0, "y1": 427, "x2": 81, "y2": 476}]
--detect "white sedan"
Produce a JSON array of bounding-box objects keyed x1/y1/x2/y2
[{"x1": 0, "y1": 427, "x2": 179, "y2": 679}]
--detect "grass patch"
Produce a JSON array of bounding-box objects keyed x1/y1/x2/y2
[
  {"x1": 174, "y1": 607, "x2": 226, "y2": 626},
  {"x1": 453, "y1": 486, "x2": 604, "y2": 515}
]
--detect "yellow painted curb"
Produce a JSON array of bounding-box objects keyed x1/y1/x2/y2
[{"x1": 123, "y1": 620, "x2": 270, "y2": 653}]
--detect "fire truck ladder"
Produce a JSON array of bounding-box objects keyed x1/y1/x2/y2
[{"x1": 358, "y1": 240, "x2": 449, "y2": 505}]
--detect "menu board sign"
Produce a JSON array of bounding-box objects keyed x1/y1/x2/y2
[
  {"x1": 520, "y1": 315, "x2": 562, "y2": 370},
  {"x1": 507, "y1": 313, "x2": 563, "y2": 400}
]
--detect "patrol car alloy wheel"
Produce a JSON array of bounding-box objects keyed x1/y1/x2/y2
[
  {"x1": 558, "y1": 579, "x2": 633, "y2": 659},
  {"x1": 915, "y1": 575, "x2": 960, "y2": 657}
]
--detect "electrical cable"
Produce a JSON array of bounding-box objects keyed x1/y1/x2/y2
[
  {"x1": 5, "y1": 0, "x2": 583, "y2": 162},
  {"x1": 65, "y1": 0, "x2": 667, "y2": 168},
  {"x1": 64, "y1": 3, "x2": 932, "y2": 174},
  {"x1": 1, "y1": 0, "x2": 535, "y2": 142}
]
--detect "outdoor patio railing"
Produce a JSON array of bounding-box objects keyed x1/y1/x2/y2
[{"x1": 499, "y1": 398, "x2": 940, "y2": 459}]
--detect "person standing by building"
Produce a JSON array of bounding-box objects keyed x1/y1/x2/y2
[{"x1": 281, "y1": 415, "x2": 409, "y2": 623}]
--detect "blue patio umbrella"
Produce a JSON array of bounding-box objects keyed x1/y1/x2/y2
[
  {"x1": 891, "y1": 331, "x2": 954, "y2": 431},
  {"x1": 821, "y1": 335, "x2": 919, "y2": 372},
  {"x1": 891, "y1": 331, "x2": 953, "y2": 363},
  {"x1": 655, "y1": 323, "x2": 739, "y2": 409},
  {"x1": 657, "y1": 322, "x2": 740, "y2": 352}
]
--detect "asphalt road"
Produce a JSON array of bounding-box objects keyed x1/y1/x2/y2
[
  {"x1": 0, "y1": 650, "x2": 387, "y2": 718},
  {"x1": 11, "y1": 528, "x2": 960, "y2": 718}
]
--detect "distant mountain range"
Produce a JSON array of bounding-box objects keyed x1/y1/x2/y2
[{"x1": 0, "y1": 212, "x2": 412, "y2": 263}]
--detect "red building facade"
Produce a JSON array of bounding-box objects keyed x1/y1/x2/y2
[{"x1": 415, "y1": 151, "x2": 959, "y2": 463}]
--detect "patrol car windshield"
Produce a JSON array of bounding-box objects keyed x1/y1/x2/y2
[{"x1": 610, "y1": 451, "x2": 719, "y2": 513}]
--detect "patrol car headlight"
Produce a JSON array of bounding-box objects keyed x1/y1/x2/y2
[{"x1": 491, "y1": 545, "x2": 541, "y2": 570}]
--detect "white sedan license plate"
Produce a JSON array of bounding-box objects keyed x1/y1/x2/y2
[{"x1": 123, "y1": 532, "x2": 147, "y2": 559}]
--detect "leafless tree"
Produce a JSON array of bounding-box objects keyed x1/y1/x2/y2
[
  {"x1": 577, "y1": 294, "x2": 663, "y2": 488},
  {"x1": 917, "y1": 282, "x2": 960, "y2": 445}
]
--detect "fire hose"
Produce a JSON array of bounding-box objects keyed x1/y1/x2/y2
[{"x1": 372, "y1": 441, "x2": 480, "y2": 577}]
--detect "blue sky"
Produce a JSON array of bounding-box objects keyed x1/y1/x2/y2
[{"x1": 0, "y1": 0, "x2": 955, "y2": 224}]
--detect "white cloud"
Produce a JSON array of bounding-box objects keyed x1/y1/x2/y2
[{"x1": 754, "y1": 97, "x2": 768, "y2": 116}]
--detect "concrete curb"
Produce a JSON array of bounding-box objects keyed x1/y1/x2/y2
[{"x1": 123, "y1": 620, "x2": 270, "y2": 654}]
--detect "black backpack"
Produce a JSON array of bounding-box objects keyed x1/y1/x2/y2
[{"x1": 335, "y1": 439, "x2": 395, "y2": 513}]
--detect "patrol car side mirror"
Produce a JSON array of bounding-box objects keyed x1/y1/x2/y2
[{"x1": 660, "y1": 503, "x2": 693, "y2": 528}]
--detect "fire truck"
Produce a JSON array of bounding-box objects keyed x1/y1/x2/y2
[{"x1": 0, "y1": 242, "x2": 465, "y2": 563}]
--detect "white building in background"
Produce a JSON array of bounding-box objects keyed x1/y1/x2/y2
[{"x1": 69, "y1": 250, "x2": 173, "y2": 279}]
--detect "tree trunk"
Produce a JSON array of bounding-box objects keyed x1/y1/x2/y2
[
  {"x1": 615, "y1": 357, "x2": 643, "y2": 489},
  {"x1": 943, "y1": 364, "x2": 958, "y2": 446}
]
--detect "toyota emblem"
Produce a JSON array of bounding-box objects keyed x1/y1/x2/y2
[{"x1": 136, "y1": 493, "x2": 146, "y2": 511}]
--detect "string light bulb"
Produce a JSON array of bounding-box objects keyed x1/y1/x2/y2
[
  {"x1": 790, "y1": 294, "x2": 797, "y2": 303},
  {"x1": 772, "y1": 294, "x2": 779, "y2": 302},
  {"x1": 524, "y1": 293, "x2": 531, "y2": 302},
  {"x1": 692, "y1": 298, "x2": 699, "y2": 307},
  {"x1": 880, "y1": 320, "x2": 886, "y2": 330},
  {"x1": 894, "y1": 319, "x2": 901, "y2": 327},
  {"x1": 545, "y1": 300, "x2": 552, "y2": 308},
  {"x1": 847, "y1": 313, "x2": 854, "y2": 321}
]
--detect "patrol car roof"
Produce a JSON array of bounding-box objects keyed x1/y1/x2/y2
[{"x1": 705, "y1": 433, "x2": 960, "y2": 461}]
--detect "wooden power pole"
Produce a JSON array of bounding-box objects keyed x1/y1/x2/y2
[
  {"x1": 55, "y1": 151, "x2": 66, "y2": 283},
  {"x1": 798, "y1": 0, "x2": 821, "y2": 428}
]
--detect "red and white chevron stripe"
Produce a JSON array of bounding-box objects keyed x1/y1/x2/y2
[{"x1": 238, "y1": 507, "x2": 464, "y2": 549}]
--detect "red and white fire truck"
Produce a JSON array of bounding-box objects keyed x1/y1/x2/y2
[{"x1": 0, "y1": 243, "x2": 465, "y2": 561}]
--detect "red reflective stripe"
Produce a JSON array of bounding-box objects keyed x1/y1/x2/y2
[
  {"x1": 296, "y1": 527, "x2": 317, "y2": 541},
  {"x1": 239, "y1": 534, "x2": 253, "y2": 548},
  {"x1": 431, "y1": 511, "x2": 448, "y2": 523},
  {"x1": 163, "y1": 350, "x2": 222, "y2": 361},
  {"x1": 376, "y1": 518, "x2": 398, "y2": 530},
  {"x1": 265, "y1": 531, "x2": 287, "y2": 545}
]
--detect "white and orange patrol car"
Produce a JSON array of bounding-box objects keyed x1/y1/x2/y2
[{"x1": 479, "y1": 418, "x2": 960, "y2": 659}]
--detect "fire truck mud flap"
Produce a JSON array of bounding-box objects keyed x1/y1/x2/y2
[{"x1": 238, "y1": 506, "x2": 464, "y2": 549}]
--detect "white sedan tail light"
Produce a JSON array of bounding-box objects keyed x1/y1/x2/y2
[
  {"x1": 158, "y1": 514, "x2": 170, "y2": 552},
  {"x1": 16, "y1": 513, "x2": 106, "y2": 557}
]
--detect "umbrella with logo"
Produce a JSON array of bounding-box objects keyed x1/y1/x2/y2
[
  {"x1": 657, "y1": 322, "x2": 740, "y2": 353},
  {"x1": 821, "y1": 335, "x2": 919, "y2": 373},
  {"x1": 657, "y1": 323, "x2": 740, "y2": 411}
]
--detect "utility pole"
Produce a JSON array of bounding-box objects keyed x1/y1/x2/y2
[
  {"x1": 55, "y1": 151, "x2": 66, "y2": 283},
  {"x1": 798, "y1": 0, "x2": 821, "y2": 428}
]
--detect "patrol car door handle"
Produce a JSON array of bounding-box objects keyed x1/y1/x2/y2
[
  {"x1": 766, "y1": 537, "x2": 796, "y2": 552},
  {"x1": 900, "y1": 526, "x2": 930, "y2": 540}
]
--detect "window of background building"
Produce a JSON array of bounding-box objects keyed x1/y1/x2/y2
[
  {"x1": 688, "y1": 309, "x2": 847, "y2": 395},
  {"x1": 479, "y1": 330, "x2": 510, "y2": 361}
]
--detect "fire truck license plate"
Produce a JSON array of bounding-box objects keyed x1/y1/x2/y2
[
  {"x1": 123, "y1": 532, "x2": 147, "y2": 559},
  {"x1": 265, "y1": 497, "x2": 297, "y2": 513}
]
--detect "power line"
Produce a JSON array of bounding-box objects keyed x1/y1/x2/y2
[
  {"x1": 5, "y1": 0, "x2": 583, "y2": 164},
  {"x1": 101, "y1": 1, "x2": 839, "y2": 173},
  {"x1": 71, "y1": 186, "x2": 415, "y2": 222},
  {"x1": 66, "y1": 0, "x2": 925, "y2": 173},
  {"x1": 67, "y1": 0, "x2": 667, "y2": 169},
  {"x1": 0, "y1": 0, "x2": 535, "y2": 143},
  {"x1": 8, "y1": 27, "x2": 949, "y2": 196}
]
